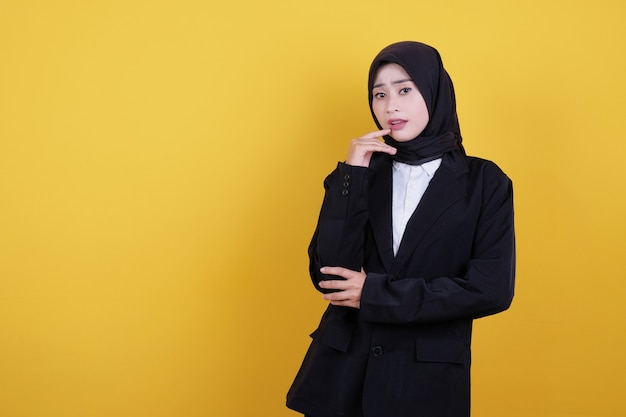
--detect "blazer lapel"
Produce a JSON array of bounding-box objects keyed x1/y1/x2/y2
[
  {"x1": 391, "y1": 153, "x2": 468, "y2": 276},
  {"x1": 368, "y1": 156, "x2": 394, "y2": 272}
]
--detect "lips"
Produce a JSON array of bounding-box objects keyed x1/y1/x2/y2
[{"x1": 388, "y1": 119, "x2": 407, "y2": 131}]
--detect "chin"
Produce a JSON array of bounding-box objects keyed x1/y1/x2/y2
[{"x1": 390, "y1": 132, "x2": 416, "y2": 142}]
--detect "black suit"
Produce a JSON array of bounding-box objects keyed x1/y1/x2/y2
[{"x1": 287, "y1": 151, "x2": 515, "y2": 417}]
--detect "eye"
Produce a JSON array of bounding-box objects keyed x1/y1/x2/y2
[
  {"x1": 374, "y1": 92, "x2": 386, "y2": 99},
  {"x1": 399, "y1": 87, "x2": 412, "y2": 95}
]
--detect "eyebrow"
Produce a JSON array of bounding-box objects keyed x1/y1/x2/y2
[{"x1": 373, "y1": 78, "x2": 414, "y2": 88}]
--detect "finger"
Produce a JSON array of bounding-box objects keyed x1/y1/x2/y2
[
  {"x1": 326, "y1": 295, "x2": 360, "y2": 309},
  {"x1": 351, "y1": 139, "x2": 396, "y2": 150},
  {"x1": 351, "y1": 137, "x2": 396, "y2": 155},
  {"x1": 359, "y1": 129, "x2": 391, "y2": 139},
  {"x1": 320, "y1": 266, "x2": 345, "y2": 274},
  {"x1": 323, "y1": 291, "x2": 352, "y2": 302},
  {"x1": 319, "y1": 279, "x2": 348, "y2": 291},
  {"x1": 330, "y1": 300, "x2": 360, "y2": 309},
  {"x1": 320, "y1": 266, "x2": 352, "y2": 279}
]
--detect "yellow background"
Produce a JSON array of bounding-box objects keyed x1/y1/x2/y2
[{"x1": 1, "y1": 0, "x2": 625, "y2": 416}]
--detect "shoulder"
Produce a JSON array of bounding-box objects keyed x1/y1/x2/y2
[
  {"x1": 461, "y1": 156, "x2": 514, "y2": 208},
  {"x1": 444, "y1": 152, "x2": 513, "y2": 197},
  {"x1": 465, "y1": 155, "x2": 511, "y2": 181},
  {"x1": 442, "y1": 151, "x2": 510, "y2": 185}
]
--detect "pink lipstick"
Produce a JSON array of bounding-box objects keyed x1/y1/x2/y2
[{"x1": 388, "y1": 119, "x2": 407, "y2": 131}]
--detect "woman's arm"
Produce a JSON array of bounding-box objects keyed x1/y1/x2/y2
[
  {"x1": 308, "y1": 130, "x2": 395, "y2": 294},
  {"x1": 358, "y1": 168, "x2": 515, "y2": 323},
  {"x1": 308, "y1": 162, "x2": 369, "y2": 293}
]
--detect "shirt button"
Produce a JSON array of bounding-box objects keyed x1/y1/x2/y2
[
  {"x1": 372, "y1": 346, "x2": 383, "y2": 357},
  {"x1": 341, "y1": 189, "x2": 349, "y2": 196},
  {"x1": 344, "y1": 174, "x2": 350, "y2": 181}
]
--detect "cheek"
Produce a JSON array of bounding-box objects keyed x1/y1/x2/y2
[
  {"x1": 411, "y1": 101, "x2": 429, "y2": 127},
  {"x1": 418, "y1": 100, "x2": 430, "y2": 123},
  {"x1": 372, "y1": 103, "x2": 384, "y2": 123},
  {"x1": 418, "y1": 112, "x2": 429, "y2": 127}
]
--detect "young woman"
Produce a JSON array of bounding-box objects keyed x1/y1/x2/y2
[{"x1": 287, "y1": 41, "x2": 515, "y2": 417}]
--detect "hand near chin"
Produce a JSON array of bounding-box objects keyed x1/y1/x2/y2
[
  {"x1": 345, "y1": 129, "x2": 396, "y2": 167},
  {"x1": 318, "y1": 267, "x2": 366, "y2": 309}
]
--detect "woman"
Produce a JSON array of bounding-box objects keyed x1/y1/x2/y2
[{"x1": 287, "y1": 41, "x2": 515, "y2": 417}]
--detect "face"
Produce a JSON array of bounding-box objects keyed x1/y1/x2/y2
[{"x1": 371, "y1": 63, "x2": 429, "y2": 142}]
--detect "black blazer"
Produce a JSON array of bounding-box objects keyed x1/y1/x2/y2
[{"x1": 287, "y1": 151, "x2": 515, "y2": 417}]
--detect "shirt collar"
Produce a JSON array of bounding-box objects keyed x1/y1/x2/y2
[{"x1": 392, "y1": 158, "x2": 442, "y2": 177}]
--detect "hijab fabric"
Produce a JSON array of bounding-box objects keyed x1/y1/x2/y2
[{"x1": 368, "y1": 41, "x2": 465, "y2": 165}]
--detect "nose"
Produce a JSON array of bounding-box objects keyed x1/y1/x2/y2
[{"x1": 386, "y1": 96, "x2": 399, "y2": 113}]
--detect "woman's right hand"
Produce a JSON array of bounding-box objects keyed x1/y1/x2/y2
[{"x1": 345, "y1": 129, "x2": 396, "y2": 167}]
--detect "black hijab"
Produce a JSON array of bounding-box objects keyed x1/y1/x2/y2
[{"x1": 368, "y1": 41, "x2": 465, "y2": 165}]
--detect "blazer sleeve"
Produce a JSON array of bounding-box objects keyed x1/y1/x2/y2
[
  {"x1": 359, "y1": 162, "x2": 515, "y2": 323},
  {"x1": 308, "y1": 162, "x2": 371, "y2": 293}
]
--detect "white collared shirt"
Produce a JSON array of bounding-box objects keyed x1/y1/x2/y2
[{"x1": 392, "y1": 158, "x2": 442, "y2": 255}]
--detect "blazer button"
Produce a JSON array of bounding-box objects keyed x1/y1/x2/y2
[{"x1": 372, "y1": 346, "x2": 383, "y2": 357}]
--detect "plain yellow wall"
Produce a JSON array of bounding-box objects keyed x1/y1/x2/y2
[{"x1": 1, "y1": 1, "x2": 625, "y2": 416}]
